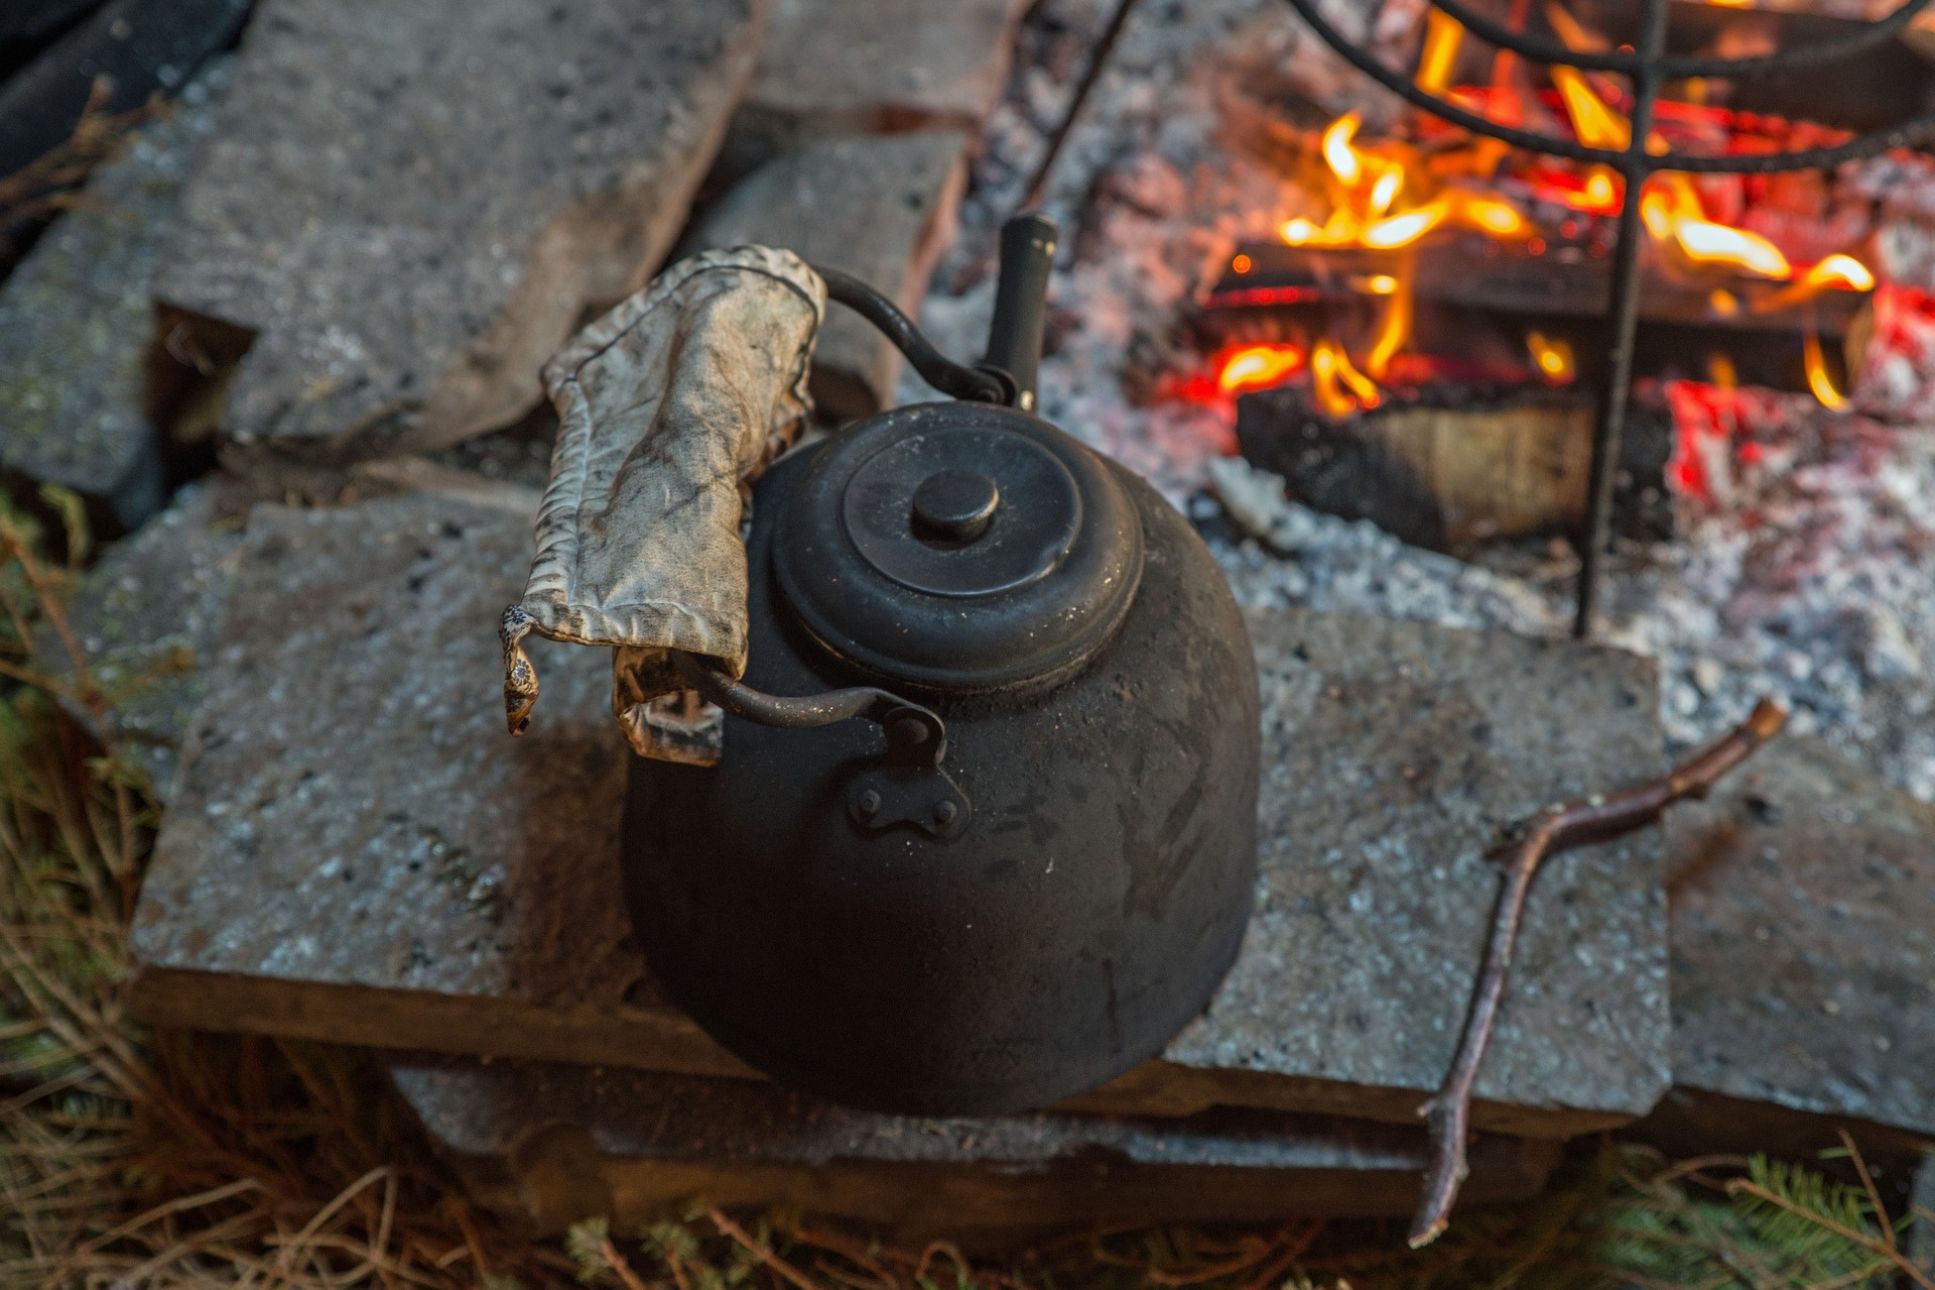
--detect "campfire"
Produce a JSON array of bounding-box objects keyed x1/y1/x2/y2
[{"x1": 1167, "y1": 0, "x2": 1922, "y2": 562}]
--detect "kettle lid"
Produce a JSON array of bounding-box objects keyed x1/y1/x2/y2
[{"x1": 773, "y1": 401, "x2": 1144, "y2": 693}]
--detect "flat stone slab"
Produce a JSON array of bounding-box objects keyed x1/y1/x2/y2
[
  {"x1": 131, "y1": 485, "x2": 671, "y2": 1059},
  {"x1": 1667, "y1": 734, "x2": 1935, "y2": 1137},
  {"x1": 684, "y1": 130, "x2": 968, "y2": 419},
  {"x1": 0, "y1": 61, "x2": 228, "y2": 530},
  {"x1": 52, "y1": 475, "x2": 253, "y2": 796},
  {"x1": 390, "y1": 1054, "x2": 1558, "y2": 1242},
  {"x1": 156, "y1": 0, "x2": 766, "y2": 470},
  {"x1": 132, "y1": 500, "x2": 1670, "y2": 1137}
]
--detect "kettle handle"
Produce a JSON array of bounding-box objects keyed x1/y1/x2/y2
[
  {"x1": 670, "y1": 651, "x2": 948, "y2": 769},
  {"x1": 810, "y1": 211, "x2": 1060, "y2": 411}
]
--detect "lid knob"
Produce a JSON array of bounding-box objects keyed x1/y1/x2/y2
[{"x1": 911, "y1": 469, "x2": 1000, "y2": 544}]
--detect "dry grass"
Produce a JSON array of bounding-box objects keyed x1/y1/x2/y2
[
  {"x1": 0, "y1": 498, "x2": 572, "y2": 1288},
  {"x1": 2, "y1": 486, "x2": 1928, "y2": 1289}
]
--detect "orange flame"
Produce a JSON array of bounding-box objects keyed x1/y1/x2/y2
[
  {"x1": 1258, "y1": 1, "x2": 1876, "y2": 415},
  {"x1": 1322, "y1": 114, "x2": 1366, "y2": 187},
  {"x1": 1363, "y1": 201, "x2": 1448, "y2": 249},
  {"x1": 1674, "y1": 219, "x2": 1792, "y2": 278},
  {"x1": 1417, "y1": 11, "x2": 1465, "y2": 95},
  {"x1": 1706, "y1": 353, "x2": 1738, "y2": 391},
  {"x1": 1804, "y1": 327, "x2": 1849, "y2": 410},
  {"x1": 1309, "y1": 339, "x2": 1380, "y2": 416},
  {"x1": 1217, "y1": 343, "x2": 1306, "y2": 394},
  {"x1": 1551, "y1": 66, "x2": 1630, "y2": 150},
  {"x1": 1541, "y1": 38, "x2": 1873, "y2": 414}
]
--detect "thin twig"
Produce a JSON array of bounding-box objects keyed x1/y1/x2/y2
[{"x1": 1409, "y1": 699, "x2": 1789, "y2": 1249}]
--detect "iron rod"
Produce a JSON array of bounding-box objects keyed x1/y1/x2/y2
[
  {"x1": 1573, "y1": 0, "x2": 1672, "y2": 639},
  {"x1": 1018, "y1": 0, "x2": 1144, "y2": 212}
]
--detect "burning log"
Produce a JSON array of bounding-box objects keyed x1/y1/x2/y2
[
  {"x1": 1233, "y1": 380, "x2": 1673, "y2": 551},
  {"x1": 1201, "y1": 237, "x2": 1870, "y2": 396}
]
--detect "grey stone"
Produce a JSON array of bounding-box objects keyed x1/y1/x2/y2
[
  {"x1": 1667, "y1": 735, "x2": 1935, "y2": 1137},
  {"x1": 684, "y1": 131, "x2": 968, "y2": 419},
  {"x1": 0, "y1": 62, "x2": 228, "y2": 530},
  {"x1": 53, "y1": 475, "x2": 253, "y2": 796},
  {"x1": 391, "y1": 1054, "x2": 1559, "y2": 1242},
  {"x1": 155, "y1": 0, "x2": 767, "y2": 472},
  {"x1": 730, "y1": 0, "x2": 1028, "y2": 162},
  {"x1": 132, "y1": 579, "x2": 1670, "y2": 1135}
]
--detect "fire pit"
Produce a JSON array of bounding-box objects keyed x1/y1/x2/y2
[{"x1": 918, "y1": 0, "x2": 1935, "y2": 798}]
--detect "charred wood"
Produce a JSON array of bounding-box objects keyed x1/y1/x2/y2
[{"x1": 1234, "y1": 381, "x2": 1673, "y2": 552}]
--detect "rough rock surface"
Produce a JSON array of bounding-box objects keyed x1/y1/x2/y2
[
  {"x1": 53, "y1": 476, "x2": 253, "y2": 796},
  {"x1": 727, "y1": 0, "x2": 1028, "y2": 165},
  {"x1": 0, "y1": 63, "x2": 228, "y2": 530},
  {"x1": 683, "y1": 130, "x2": 968, "y2": 420},
  {"x1": 128, "y1": 486, "x2": 686, "y2": 1064},
  {"x1": 1158, "y1": 608, "x2": 1672, "y2": 1135},
  {"x1": 1667, "y1": 735, "x2": 1935, "y2": 1136},
  {"x1": 132, "y1": 553, "x2": 1669, "y2": 1135},
  {"x1": 155, "y1": 0, "x2": 767, "y2": 471},
  {"x1": 391, "y1": 1054, "x2": 1558, "y2": 1240}
]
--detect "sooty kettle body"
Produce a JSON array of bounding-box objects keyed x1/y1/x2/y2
[{"x1": 623, "y1": 218, "x2": 1260, "y2": 1116}]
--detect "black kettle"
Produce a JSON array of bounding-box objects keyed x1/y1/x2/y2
[{"x1": 628, "y1": 215, "x2": 1261, "y2": 1115}]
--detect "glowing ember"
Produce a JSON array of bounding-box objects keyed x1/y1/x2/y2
[{"x1": 1526, "y1": 330, "x2": 1575, "y2": 382}]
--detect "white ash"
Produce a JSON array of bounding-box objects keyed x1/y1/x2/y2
[{"x1": 1206, "y1": 408, "x2": 1935, "y2": 802}]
